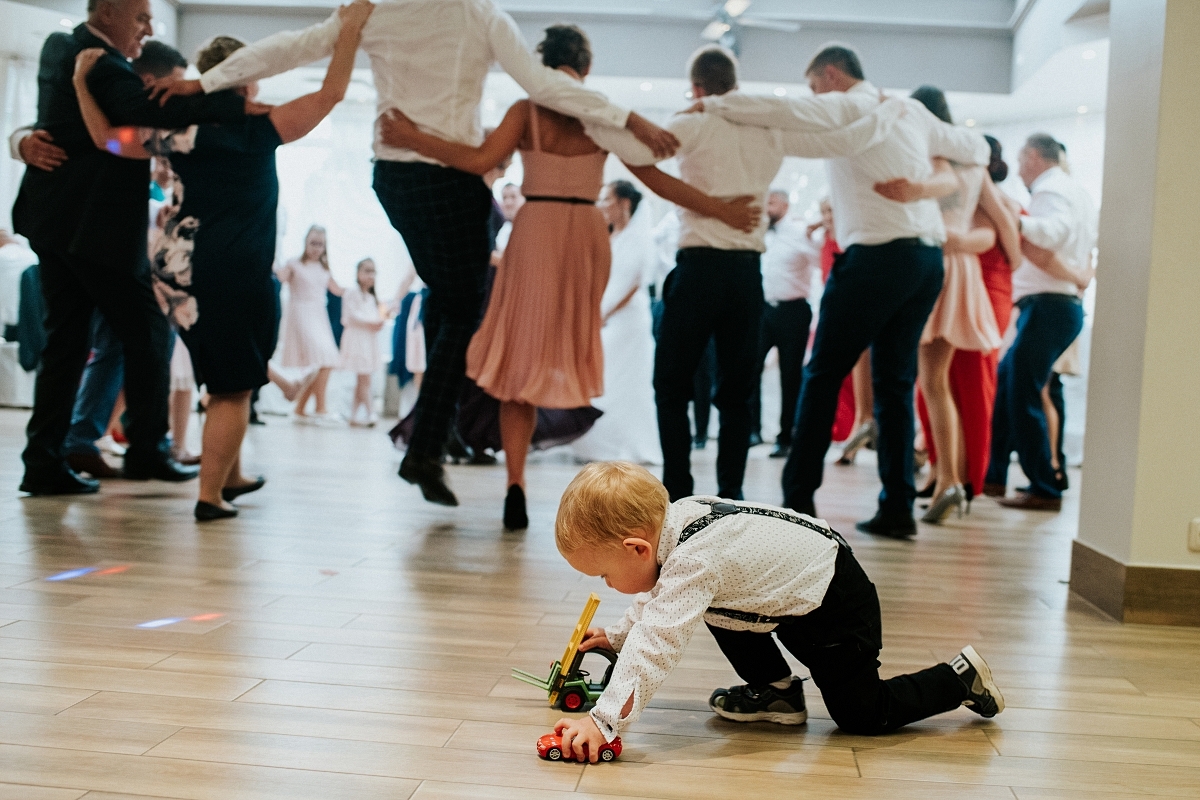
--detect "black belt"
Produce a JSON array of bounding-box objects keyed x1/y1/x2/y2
[{"x1": 524, "y1": 195, "x2": 595, "y2": 205}]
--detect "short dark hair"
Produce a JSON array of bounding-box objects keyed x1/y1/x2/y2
[
  {"x1": 984, "y1": 135, "x2": 1008, "y2": 183},
  {"x1": 609, "y1": 180, "x2": 643, "y2": 216},
  {"x1": 537, "y1": 24, "x2": 592, "y2": 75},
  {"x1": 1025, "y1": 133, "x2": 1065, "y2": 164},
  {"x1": 689, "y1": 46, "x2": 738, "y2": 96},
  {"x1": 133, "y1": 40, "x2": 188, "y2": 79},
  {"x1": 910, "y1": 85, "x2": 951, "y2": 124},
  {"x1": 805, "y1": 44, "x2": 864, "y2": 81}
]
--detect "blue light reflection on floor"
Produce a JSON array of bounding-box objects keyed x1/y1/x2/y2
[{"x1": 45, "y1": 568, "x2": 96, "y2": 581}]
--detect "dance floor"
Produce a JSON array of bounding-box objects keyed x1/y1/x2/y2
[{"x1": 1, "y1": 406, "x2": 1199, "y2": 799}]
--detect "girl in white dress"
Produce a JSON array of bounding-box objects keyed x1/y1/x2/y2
[
  {"x1": 572, "y1": 181, "x2": 662, "y2": 465},
  {"x1": 277, "y1": 225, "x2": 342, "y2": 420},
  {"x1": 339, "y1": 258, "x2": 386, "y2": 426}
]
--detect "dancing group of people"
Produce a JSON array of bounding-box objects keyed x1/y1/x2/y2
[{"x1": 9, "y1": 0, "x2": 1096, "y2": 538}]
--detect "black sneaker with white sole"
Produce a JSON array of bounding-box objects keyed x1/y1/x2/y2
[
  {"x1": 950, "y1": 645, "x2": 1005, "y2": 718},
  {"x1": 709, "y1": 676, "x2": 807, "y2": 725}
]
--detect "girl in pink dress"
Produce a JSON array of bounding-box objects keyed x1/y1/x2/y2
[
  {"x1": 380, "y1": 25, "x2": 758, "y2": 530},
  {"x1": 277, "y1": 225, "x2": 342, "y2": 420},
  {"x1": 339, "y1": 258, "x2": 385, "y2": 427}
]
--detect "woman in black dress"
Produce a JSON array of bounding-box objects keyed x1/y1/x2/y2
[{"x1": 73, "y1": 0, "x2": 374, "y2": 520}]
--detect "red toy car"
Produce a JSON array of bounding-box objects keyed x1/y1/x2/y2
[{"x1": 536, "y1": 732, "x2": 622, "y2": 763}]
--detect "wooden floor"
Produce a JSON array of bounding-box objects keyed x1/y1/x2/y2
[{"x1": 2, "y1": 407, "x2": 1199, "y2": 799}]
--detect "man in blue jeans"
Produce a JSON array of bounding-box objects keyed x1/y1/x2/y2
[
  {"x1": 63, "y1": 312, "x2": 124, "y2": 479},
  {"x1": 984, "y1": 134, "x2": 1097, "y2": 511}
]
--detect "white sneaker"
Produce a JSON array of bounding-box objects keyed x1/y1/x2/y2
[{"x1": 96, "y1": 435, "x2": 126, "y2": 456}]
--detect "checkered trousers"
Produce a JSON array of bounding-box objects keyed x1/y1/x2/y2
[{"x1": 373, "y1": 161, "x2": 493, "y2": 460}]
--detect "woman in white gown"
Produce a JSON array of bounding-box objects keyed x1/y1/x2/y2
[{"x1": 573, "y1": 181, "x2": 663, "y2": 465}]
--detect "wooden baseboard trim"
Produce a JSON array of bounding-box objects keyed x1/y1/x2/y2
[{"x1": 1069, "y1": 540, "x2": 1200, "y2": 626}]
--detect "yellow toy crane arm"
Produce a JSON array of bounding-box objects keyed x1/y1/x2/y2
[{"x1": 548, "y1": 592, "x2": 600, "y2": 707}]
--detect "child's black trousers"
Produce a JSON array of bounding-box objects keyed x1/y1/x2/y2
[{"x1": 706, "y1": 546, "x2": 968, "y2": 735}]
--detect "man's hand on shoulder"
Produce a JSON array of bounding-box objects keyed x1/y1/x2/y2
[
  {"x1": 148, "y1": 77, "x2": 203, "y2": 106},
  {"x1": 19, "y1": 130, "x2": 68, "y2": 172},
  {"x1": 626, "y1": 112, "x2": 679, "y2": 160}
]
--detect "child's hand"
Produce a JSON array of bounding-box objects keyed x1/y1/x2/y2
[
  {"x1": 555, "y1": 715, "x2": 608, "y2": 763},
  {"x1": 578, "y1": 627, "x2": 611, "y2": 652}
]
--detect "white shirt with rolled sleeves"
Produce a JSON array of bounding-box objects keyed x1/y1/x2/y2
[
  {"x1": 1011, "y1": 166, "x2": 1098, "y2": 301},
  {"x1": 590, "y1": 496, "x2": 840, "y2": 742},
  {"x1": 762, "y1": 219, "x2": 819, "y2": 303},
  {"x1": 584, "y1": 94, "x2": 907, "y2": 253},
  {"x1": 698, "y1": 82, "x2": 990, "y2": 248},
  {"x1": 195, "y1": 0, "x2": 630, "y2": 164}
]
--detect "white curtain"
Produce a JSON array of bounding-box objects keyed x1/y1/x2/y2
[{"x1": 1, "y1": 54, "x2": 38, "y2": 231}]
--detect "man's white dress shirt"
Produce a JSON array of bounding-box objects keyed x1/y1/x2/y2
[
  {"x1": 586, "y1": 93, "x2": 907, "y2": 253},
  {"x1": 1011, "y1": 166, "x2": 1098, "y2": 300},
  {"x1": 699, "y1": 82, "x2": 990, "y2": 248},
  {"x1": 762, "y1": 218, "x2": 819, "y2": 303},
  {"x1": 197, "y1": 0, "x2": 630, "y2": 164},
  {"x1": 591, "y1": 497, "x2": 839, "y2": 741}
]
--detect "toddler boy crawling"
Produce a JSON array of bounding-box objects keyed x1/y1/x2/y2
[{"x1": 553, "y1": 461, "x2": 1003, "y2": 761}]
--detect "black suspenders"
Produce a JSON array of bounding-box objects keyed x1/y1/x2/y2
[
  {"x1": 679, "y1": 500, "x2": 851, "y2": 627},
  {"x1": 678, "y1": 500, "x2": 852, "y2": 551}
]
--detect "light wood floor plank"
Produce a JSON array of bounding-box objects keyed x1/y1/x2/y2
[
  {"x1": 0, "y1": 710, "x2": 181, "y2": 755},
  {"x1": 0, "y1": 743, "x2": 421, "y2": 800}
]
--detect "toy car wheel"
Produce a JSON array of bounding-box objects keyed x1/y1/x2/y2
[
  {"x1": 600, "y1": 748, "x2": 615, "y2": 762},
  {"x1": 562, "y1": 690, "x2": 585, "y2": 711},
  {"x1": 547, "y1": 747, "x2": 563, "y2": 761}
]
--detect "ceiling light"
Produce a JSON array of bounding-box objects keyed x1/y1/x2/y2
[
  {"x1": 773, "y1": 87, "x2": 787, "y2": 97},
  {"x1": 1082, "y1": 49, "x2": 1096, "y2": 59},
  {"x1": 1078, "y1": 105, "x2": 1088, "y2": 114},
  {"x1": 724, "y1": 0, "x2": 752, "y2": 17},
  {"x1": 640, "y1": 82, "x2": 653, "y2": 92},
  {"x1": 701, "y1": 21, "x2": 731, "y2": 41},
  {"x1": 965, "y1": 119, "x2": 976, "y2": 127},
  {"x1": 684, "y1": 90, "x2": 694, "y2": 99},
  {"x1": 59, "y1": 18, "x2": 72, "y2": 27}
]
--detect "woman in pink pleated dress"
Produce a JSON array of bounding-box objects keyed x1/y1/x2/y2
[{"x1": 380, "y1": 25, "x2": 757, "y2": 530}]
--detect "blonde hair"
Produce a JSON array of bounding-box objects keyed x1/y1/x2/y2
[
  {"x1": 301, "y1": 225, "x2": 330, "y2": 270},
  {"x1": 556, "y1": 462, "x2": 670, "y2": 555},
  {"x1": 196, "y1": 36, "x2": 246, "y2": 75}
]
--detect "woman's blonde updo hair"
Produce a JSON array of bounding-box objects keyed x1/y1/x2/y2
[
  {"x1": 196, "y1": 36, "x2": 247, "y2": 75},
  {"x1": 537, "y1": 24, "x2": 592, "y2": 75}
]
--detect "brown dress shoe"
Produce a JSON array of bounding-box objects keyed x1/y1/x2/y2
[
  {"x1": 997, "y1": 492, "x2": 1062, "y2": 512},
  {"x1": 66, "y1": 451, "x2": 121, "y2": 479},
  {"x1": 981, "y1": 482, "x2": 1006, "y2": 498}
]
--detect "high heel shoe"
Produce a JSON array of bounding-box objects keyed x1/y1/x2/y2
[
  {"x1": 836, "y1": 421, "x2": 877, "y2": 465},
  {"x1": 916, "y1": 481, "x2": 937, "y2": 499},
  {"x1": 921, "y1": 484, "x2": 965, "y2": 525},
  {"x1": 195, "y1": 501, "x2": 238, "y2": 522},
  {"x1": 503, "y1": 485, "x2": 529, "y2": 531}
]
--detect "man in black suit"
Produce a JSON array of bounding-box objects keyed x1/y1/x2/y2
[{"x1": 12, "y1": 0, "x2": 256, "y2": 495}]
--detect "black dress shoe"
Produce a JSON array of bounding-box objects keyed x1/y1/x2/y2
[
  {"x1": 503, "y1": 485, "x2": 529, "y2": 530},
  {"x1": 399, "y1": 454, "x2": 459, "y2": 506},
  {"x1": 692, "y1": 437, "x2": 707, "y2": 450},
  {"x1": 222, "y1": 476, "x2": 266, "y2": 502},
  {"x1": 20, "y1": 467, "x2": 100, "y2": 496},
  {"x1": 469, "y1": 450, "x2": 498, "y2": 466},
  {"x1": 195, "y1": 501, "x2": 238, "y2": 521},
  {"x1": 769, "y1": 444, "x2": 789, "y2": 459},
  {"x1": 855, "y1": 512, "x2": 917, "y2": 539},
  {"x1": 748, "y1": 432, "x2": 764, "y2": 447},
  {"x1": 123, "y1": 453, "x2": 200, "y2": 482},
  {"x1": 65, "y1": 451, "x2": 121, "y2": 479}
]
